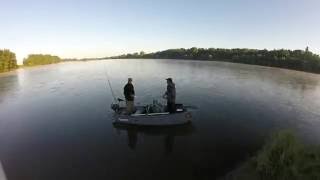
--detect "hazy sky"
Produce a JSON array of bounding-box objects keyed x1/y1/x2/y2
[{"x1": 1, "y1": 0, "x2": 320, "y2": 63}]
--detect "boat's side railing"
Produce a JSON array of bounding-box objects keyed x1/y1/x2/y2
[
  {"x1": 147, "y1": 112, "x2": 170, "y2": 116},
  {"x1": 131, "y1": 112, "x2": 170, "y2": 117}
]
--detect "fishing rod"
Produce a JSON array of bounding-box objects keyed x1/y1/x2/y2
[{"x1": 103, "y1": 61, "x2": 117, "y2": 103}]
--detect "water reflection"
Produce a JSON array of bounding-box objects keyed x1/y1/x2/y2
[
  {"x1": 113, "y1": 123, "x2": 195, "y2": 154},
  {"x1": 0, "y1": 74, "x2": 19, "y2": 104}
]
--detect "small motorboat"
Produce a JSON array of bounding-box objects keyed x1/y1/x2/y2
[{"x1": 111, "y1": 99, "x2": 193, "y2": 126}]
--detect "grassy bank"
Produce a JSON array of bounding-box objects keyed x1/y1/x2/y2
[{"x1": 222, "y1": 130, "x2": 320, "y2": 180}]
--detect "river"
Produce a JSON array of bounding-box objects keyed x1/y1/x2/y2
[{"x1": 1, "y1": 59, "x2": 320, "y2": 180}]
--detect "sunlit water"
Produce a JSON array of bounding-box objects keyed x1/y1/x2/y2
[{"x1": 1, "y1": 59, "x2": 320, "y2": 180}]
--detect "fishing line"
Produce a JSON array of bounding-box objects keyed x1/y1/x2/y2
[{"x1": 103, "y1": 60, "x2": 117, "y2": 103}]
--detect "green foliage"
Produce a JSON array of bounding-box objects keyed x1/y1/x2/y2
[
  {"x1": 109, "y1": 47, "x2": 320, "y2": 73},
  {"x1": 222, "y1": 130, "x2": 320, "y2": 180},
  {"x1": 254, "y1": 130, "x2": 303, "y2": 179},
  {"x1": 0, "y1": 49, "x2": 18, "y2": 73},
  {"x1": 23, "y1": 54, "x2": 61, "y2": 66},
  {"x1": 255, "y1": 130, "x2": 320, "y2": 179}
]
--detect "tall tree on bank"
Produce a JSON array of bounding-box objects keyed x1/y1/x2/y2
[
  {"x1": 23, "y1": 54, "x2": 61, "y2": 66},
  {"x1": 0, "y1": 49, "x2": 18, "y2": 73}
]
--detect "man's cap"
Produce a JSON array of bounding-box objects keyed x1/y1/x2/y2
[
  {"x1": 128, "y1": 78, "x2": 133, "y2": 81},
  {"x1": 166, "y1": 78, "x2": 173, "y2": 82}
]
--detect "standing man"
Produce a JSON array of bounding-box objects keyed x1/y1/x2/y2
[
  {"x1": 124, "y1": 78, "x2": 135, "y2": 114},
  {"x1": 164, "y1": 78, "x2": 176, "y2": 113}
]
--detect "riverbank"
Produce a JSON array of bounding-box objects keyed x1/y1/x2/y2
[
  {"x1": 3, "y1": 57, "x2": 319, "y2": 77},
  {"x1": 0, "y1": 63, "x2": 62, "y2": 75},
  {"x1": 108, "y1": 48, "x2": 320, "y2": 74},
  {"x1": 18, "y1": 63, "x2": 63, "y2": 69},
  {"x1": 220, "y1": 130, "x2": 320, "y2": 180},
  {"x1": 1, "y1": 52, "x2": 63, "y2": 74}
]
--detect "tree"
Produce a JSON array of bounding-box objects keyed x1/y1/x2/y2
[
  {"x1": 0, "y1": 49, "x2": 17, "y2": 73},
  {"x1": 23, "y1": 54, "x2": 61, "y2": 66}
]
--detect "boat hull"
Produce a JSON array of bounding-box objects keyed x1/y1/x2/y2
[{"x1": 113, "y1": 111, "x2": 192, "y2": 126}]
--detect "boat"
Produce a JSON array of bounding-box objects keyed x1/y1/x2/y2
[{"x1": 111, "y1": 99, "x2": 193, "y2": 126}]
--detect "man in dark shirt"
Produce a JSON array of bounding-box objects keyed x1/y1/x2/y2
[
  {"x1": 164, "y1": 78, "x2": 176, "y2": 113},
  {"x1": 123, "y1": 78, "x2": 135, "y2": 114}
]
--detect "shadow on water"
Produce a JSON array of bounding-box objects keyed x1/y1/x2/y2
[{"x1": 113, "y1": 123, "x2": 196, "y2": 154}]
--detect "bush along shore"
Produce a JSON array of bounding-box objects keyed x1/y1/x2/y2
[
  {"x1": 109, "y1": 47, "x2": 320, "y2": 74},
  {"x1": 1, "y1": 50, "x2": 62, "y2": 73},
  {"x1": 0, "y1": 49, "x2": 18, "y2": 73},
  {"x1": 23, "y1": 54, "x2": 61, "y2": 66},
  {"x1": 221, "y1": 130, "x2": 320, "y2": 180}
]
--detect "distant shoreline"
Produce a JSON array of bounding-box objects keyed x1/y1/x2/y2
[
  {"x1": 109, "y1": 58, "x2": 320, "y2": 75},
  {"x1": 106, "y1": 47, "x2": 320, "y2": 74},
  {"x1": 1, "y1": 58, "x2": 319, "y2": 76},
  {"x1": 2, "y1": 47, "x2": 320, "y2": 74}
]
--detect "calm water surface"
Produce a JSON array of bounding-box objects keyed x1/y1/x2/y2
[{"x1": 1, "y1": 59, "x2": 320, "y2": 180}]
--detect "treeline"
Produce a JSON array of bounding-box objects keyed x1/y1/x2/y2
[
  {"x1": 23, "y1": 54, "x2": 61, "y2": 66},
  {"x1": 109, "y1": 47, "x2": 320, "y2": 73},
  {"x1": 0, "y1": 49, "x2": 18, "y2": 73}
]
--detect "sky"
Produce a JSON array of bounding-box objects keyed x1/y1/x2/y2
[{"x1": 1, "y1": 0, "x2": 320, "y2": 64}]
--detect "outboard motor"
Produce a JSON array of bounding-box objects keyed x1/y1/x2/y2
[
  {"x1": 111, "y1": 103, "x2": 120, "y2": 112},
  {"x1": 111, "y1": 98, "x2": 125, "y2": 112}
]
